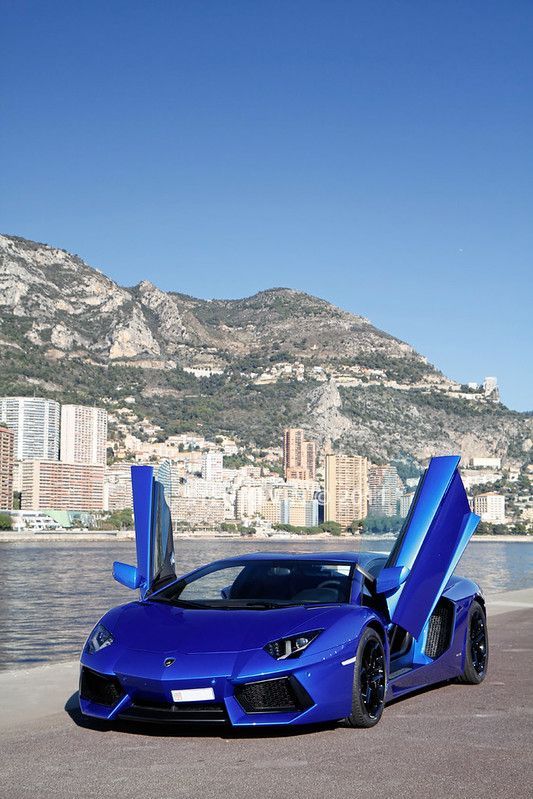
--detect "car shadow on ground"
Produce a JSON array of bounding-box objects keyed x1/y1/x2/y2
[
  {"x1": 66, "y1": 680, "x2": 457, "y2": 739},
  {"x1": 64, "y1": 691, "x2": 338, "y2": 739}
]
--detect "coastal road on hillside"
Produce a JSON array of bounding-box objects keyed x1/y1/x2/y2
[{"x1": 1, "y1": 593, "x2": 532, "y2": 799}]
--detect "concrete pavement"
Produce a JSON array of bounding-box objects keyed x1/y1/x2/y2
[{"x1": 1, "y1": 591, "x2": 531, "y2": 799}]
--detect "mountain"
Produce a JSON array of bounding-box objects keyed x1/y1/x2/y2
[{"x1": 0, "y1": 233, "x2": 531, "y2": 466}]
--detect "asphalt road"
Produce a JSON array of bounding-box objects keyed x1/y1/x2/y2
[{"x1": 1, "y1": 606, "x2": 532, "y2": 799}]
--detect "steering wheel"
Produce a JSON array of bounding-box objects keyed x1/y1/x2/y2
[{"x1": 317, "y1": 580, "x2": 341, "y2": 590}]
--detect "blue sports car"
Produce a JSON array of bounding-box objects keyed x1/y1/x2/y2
[{"x1": 79, "y1": 455, "x2": 488, "y2": 728}]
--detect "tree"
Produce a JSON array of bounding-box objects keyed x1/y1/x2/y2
[
  {"x1": 320, "y1": 520, "x2": 343, "y2": 535},
  {"x1": 348, "y1": 518, "x2": 364, "y2": 534},
  {"x1": 107, "y1": 508, "x2": 133, "y2": 530},
  {"x1": 0, "y1": 513, "x2": 13, "y2": 530}
]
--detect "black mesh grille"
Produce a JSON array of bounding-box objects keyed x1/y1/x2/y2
[
  {"x1": 425, "y1": 599, "x2": 454, "y2": 659},
  {"x1": 120, "y1": 701, "x2": 228, "y2": 724},
  {"x1": 79, "y1": 667, "x2": 124, "y2": 707},
  {"x1": 234, "y1": 677, "x2": 312, "y2": 714}
]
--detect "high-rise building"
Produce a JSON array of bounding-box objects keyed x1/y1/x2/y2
[
  {"x1": 60, "y1": 405, "x2": 108, "y2": 465},
  {"x1": 236, "y1": 483, "x2": 265, "y2": 519},
  {"x1": 0, "y1": 426, "x2": 14, "y2": 510},
  {"x1": 368, "y1": 464, "x2": 403, "y2": 516},
  {"x1": 201, "y1": 451, "x2": 223, "y2": 482},
  {"x1": 324, "y1": 454, "x2": 368, "y2": 529},
  {"x1": 0, "y1": 397, "x2": 60, "y2": 460},
  {"x1": 473, "y1": 493, "x2": 506, "y2": 523},
  {"x1": 104, "y1": 462, "x2": 135, "y2": 512},
  {"x1": 280, "y1": 497, "x2": 319, "y2": 527},
  {"x1": 283, "y1": 428, "x2": 316, "y2": 480},
  {"x1": 21, "y1": 461, "x2": 105, "y2": 511},
  {"x1": 399, "y1": 492, "x2": 415, "y2": 518}
]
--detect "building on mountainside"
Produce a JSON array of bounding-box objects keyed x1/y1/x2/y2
[
  {"x1": 235, "y1": 483, "x2": 265, "y2": 519},
  {"x1": 483, "y1": 377, "x2": 499, "y2": 402},
  {"x1": 473, "y1": 492, "x2": 506, "y2": 523},
  {"x1": 0, "y1": 426, "x2": 14, "y2": 510},
  {"x1": 324, "y1": 454, "x2": 368, "y2": 529},
  {"x1": 171, "y1": 496, "x2": 225, "y2": 529},
  {"x1": 201, "y1": 451, "x2": 223, "y2": 482},
  {"x1": 60, "y1": 404, "x2": 108, "y2": 466},
  {"x1": 104, "y1": 462, "x2": 135, "y2": 511},
  {"x1": 0, "y1": 396, "x2": 60, "y2": 461},
  {"x1": 21, "y1": 460, "x2": 105, "y2": 511},
  {"x1": 283, "y1": 428, "x2": 316, "y2": 481},
  {"x1": 469, "y1": 456, "x2": 502, "y2": 469},
  {"x1": 368, "y1": 464, "x2": 403, "y2": 516}
]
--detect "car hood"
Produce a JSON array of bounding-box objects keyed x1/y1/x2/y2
[{"x1": 110, "y1": 600, "x2": 343, "y2": 654}]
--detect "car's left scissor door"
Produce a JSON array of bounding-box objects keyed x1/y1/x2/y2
[{"x1": 131, "y1": 462, "x2": 176, "y2": 599}]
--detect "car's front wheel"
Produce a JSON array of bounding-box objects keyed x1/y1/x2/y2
[{"x1": 346, "y1": 628, "x2": 386, "y2": 728}]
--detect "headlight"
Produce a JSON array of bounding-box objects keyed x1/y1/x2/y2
[
  {"x1": 86, "y1": 623, "x2": 114, "y2": 654},
  {"x1": 264, "y1": 629, "x2": 322, "y2": 660}
]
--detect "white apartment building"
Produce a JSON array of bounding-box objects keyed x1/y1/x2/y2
[
  {"x1": 60, "y1": 405, "x2": 108, "y2": 465},
  {"x1": 399, "y1": 492, "x2": 415, "y2": 518},
  {"x1": 171, "y1": 496, "x2": 225, "y2": 528},
  {"x1": 236, "y1": 483, "x2": 265, "y2": 519},
  {"x1": 180, "y1": 475, "x2": 225, "y2": 499},
  {"x1": 0, "y1": 396, "x2": 60, "y2": 460},
  {"x1": 201, "y1": 451, "x2": 223, "y2": 482},
  {"x1": 469, "y1": 457, "x2": 502, "y2": 470},
  {"x1": 368, "y1": 464, "x2": 403, "y2": 516},
  {"x1": 473, "y1": 492, "x2": 506, "y2": 523}
]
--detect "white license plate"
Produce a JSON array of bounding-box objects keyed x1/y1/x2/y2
[{"x1": 171, "y1": 687, "x2": 215, "y2": 703}]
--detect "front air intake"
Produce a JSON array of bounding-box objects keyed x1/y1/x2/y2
[
  {"x1": 79, "y1": 667, "x2": 124, "y2": 707},
  {"x1": 234, "y1": 676, "x2": 313, "y2": 714}
]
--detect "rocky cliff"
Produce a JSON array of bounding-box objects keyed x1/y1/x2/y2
[{"x1": 1, "y1": 233, "x2": 530, "y2": 464}]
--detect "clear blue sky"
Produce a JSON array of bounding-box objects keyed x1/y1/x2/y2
[{"x1": 1, "y1": 1, "x2": 532, "y2": 411}]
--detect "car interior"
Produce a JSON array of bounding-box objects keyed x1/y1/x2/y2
[{"x1": 228, "y1": 562, "x2": 352, "y2": 604}]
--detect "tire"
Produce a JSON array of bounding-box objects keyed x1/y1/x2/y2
[
  {"x1": 457, "y1": 600, "x2": 489, "y2": 684},
  {"x1": 346, "y1": 627, "x2": 386, "y2": 728}
]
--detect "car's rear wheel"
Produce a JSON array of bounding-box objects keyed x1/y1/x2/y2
[
  {"x1": 457, "y1": 600, "x2": 488, "y2": 684},
  {"x1": 346, "y1": 628, "x2": 386, "y2": 728}
]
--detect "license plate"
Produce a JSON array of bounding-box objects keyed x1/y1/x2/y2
[{"x1": 171, "y1": 687, "x2": 215, "y2": 703}]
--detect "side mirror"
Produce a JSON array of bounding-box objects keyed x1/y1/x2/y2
[
  {"x1": 113, "y1": 561, "x2": 142, "y2": 590},
  {"x1": 376, "y1": 565, "x2": 410, "y2": 594}
]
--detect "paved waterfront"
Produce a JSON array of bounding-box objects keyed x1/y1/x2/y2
[{"x1": 1, "y1": 592, "x2": 532, "y2": 799}]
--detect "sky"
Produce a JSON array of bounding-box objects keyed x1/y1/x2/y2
[{"x1": 1, "y1": 1, "x2": 532, "y2": 411}]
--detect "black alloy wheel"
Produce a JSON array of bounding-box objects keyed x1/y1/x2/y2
[
  {"x1": 457, "y1": 600, "x2": 489, "y2": 685},
  {"x1": 347, "y1": 628, "x2": 386, "y2": 728}
]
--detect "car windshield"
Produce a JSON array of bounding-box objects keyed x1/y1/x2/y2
[{"x1": 151, "y1": 559, "x2": 354, "y2": 609}]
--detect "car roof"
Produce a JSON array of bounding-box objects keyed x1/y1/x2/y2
[{"x1": 205, "y1": 551, "x2": 388, "y2": 569}]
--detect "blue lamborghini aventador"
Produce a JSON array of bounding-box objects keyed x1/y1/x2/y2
[{"x1": 79, "y1": 455, "x2": 488, "y2": 728}]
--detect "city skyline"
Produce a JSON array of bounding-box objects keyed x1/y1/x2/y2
[{"x1": 0, "y1": 401, "x2": 518, "y2": 531}]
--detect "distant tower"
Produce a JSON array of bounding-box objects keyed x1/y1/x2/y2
[
  {"x1": 60, "y1": 405, "x2": 108, "y2": 465},
  {"x1": 324, "y1": 454, "x2": 368, "y2": 529},
  {"x1": 0, "y1": 425, "x2": 14, "y2": 510},
  {"x1": 201, "y1": 451, "x2": 223, "y2": 482},
  {"x1": 283, "y1": 428, "x2": 316, "y2": 480},
  {"x1": 0, "y1": 396, "x2": 60, "y2": 461},
  {"x1": 482, "y1": 377, "x2": 500, "y2": 402}
]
